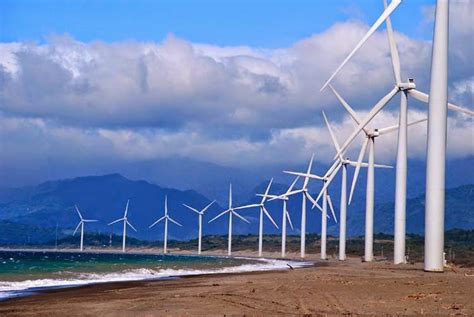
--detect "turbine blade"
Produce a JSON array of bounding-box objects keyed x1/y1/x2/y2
[
  {"x1": 409, "y1": 89, "x2": 474, "y2": 116},
  {"x1": 377, "y1": 124, "x2": 399, "y2": 135},
  {"x1": 284, "y1": 171, "x2": 324, "y2": 181},
  {"x1": 108, "y1": 218, "x2": 125, "y2": 226},
  {"x1": 323, "y1": 160, "x2": 340, "y2": 180},
  {"x1": 164, "y1": 195, "x2": 168, "y2": 216},
  {"x1": 261, "y1": 178, "x2": 274, "y2": 204},
  {"x1": 327, "y1": 193, "x2": 338, "y2": 223},
  {"x1": 407, "y1": 118, "x2": 428, "y2": 127},
  {"x1": 377, "y1": 118, "x2": 427, "y2": 135},
  {"x1": 232, "y1": 211, "x2": 250, "y2": 224},
  {"x1": 328, "y1": 84, "x2": 365, "y2": 129},
  {"x1": 229, "y1": 184, "x2": 232, "y2": 209},
  {"x1": 149, "y1": 216, "x2": 166, "y2": 228},
  {"x1": 262, "y1": 206, "x2": 279, "y2": 229},
  {"x1": 287, "y1": 176, "x2": 300, "y2": 193},
  {"x1": 234, "y1": 204, "x2": 261, "y2": 210},
  {"x1": 335, "y1": 87, "x2": 399, "y2": 159},
  {"x1": 322, "y1": 111, "x2": 343, "y2": 158},
  {"x1": 320, "y1": 0, "x2": 402, "y2": 91},
  {"x1": 305, "y1": 191, "x2": 319, "y2": 210},
  {"x1": 73, "y1": 222, "x2": 81, "y2": 236},
  {"x1": 285, "y1": 210, "x2": 294, "y2": 230},
  {"x1": 349, "y1": 137, "x2": 370, "y2": 204},
  {"x1": 168, "y1": 217, "x2": 183, "y2": 227},
  {"x1": 346, "y1": 160, "x2": 392, "y2": 169},
  {"x1": 124, "y1": 199, "x2": 130, "y2": 217},
  {"x1": 127, "y1": 221, "x2": 138, "y2": 232},
  {"x1": 267, "y1": 189, "x2": 304, "y2": 202},
  {"x1": 384, "y1": 0, "x2": 401, "y2": 84},
  {"x1": 304, "y1": 154, "x2": 315, "y2": 188},
  {"x1": 183, "y1": 204, "x2": 200, "y2": 214},
  {"x1": 313, "y1": 162, "x2": 342, "y2": 207},
  {"x1": 374, "y1": 163, "x2": 393, "y2": 168},
  {"x1": 74, "y1": 205, "x2": 83, "y2": 220},
  {"x1": 208, "y1": 209, "x2": 230, "y2": 223},
  {"x1": 201, "y1": 200, "x2": 216, "y2": 214},
  {"x1": 83, "y1": 219, "x2": 98, "y2": 223}
]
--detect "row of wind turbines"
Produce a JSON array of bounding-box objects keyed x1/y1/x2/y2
[{"x1": 73, "y1": 0, "x2": 471, "y2": 272}]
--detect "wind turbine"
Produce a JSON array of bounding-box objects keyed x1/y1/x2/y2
[
  {"x1": 150, "y1": 195, "x2": 183, "y2": 254},
  {"x1": 279, "y1": 154, "x2": 334, "y2": 259},
  {"x1": 108, "y1": 200, "x2": 137, "y2": 253},
  {"x1": 234, "y1": 179, "x2": 279, "y2": 257},
  {"x1": 183, "y1": 200, "x2": 215, "y2": 255},
  {"x1": 327, "y1": 86, "x2": 427, "y2": 262},
  {"x1": 208, "y1": 184, "x2": 250, "y2": 256},
  {"x1": 73, "y1": 205, "x2": 98, "y2": 252},
  {"x1": 257, "y1": 177, "x2": 299, "y2": 258},
  {"x1": 320, "y1": 0, "x2": 473, "y2": 264},
  {"x1": 318, "y1": 111, "x2": 393, "y2": 261}
]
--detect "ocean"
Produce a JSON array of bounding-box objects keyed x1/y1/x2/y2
[{"x1": 0, "y1": 250, "x2": 306, "y2": 300}]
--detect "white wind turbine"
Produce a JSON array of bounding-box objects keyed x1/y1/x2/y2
[
  {"x1": 183, "y1": 200, "x2": 215, "y2": 255},
  {"x1": 324, "y1": 86, "x2": 426, "y2": 262},
  {"x1": 208, "y1": 184, "x2": 250, "y2": 256},
  {"x1": 317, "y1": 111, "x2": 393, "y2": 261},
  {"x1": 276, "y1": 154, "x2": 333, "y2": 259},
  {"x1": 320, "y1": 0, "x2": 473, "y2": 265},
  {"x1": 150, "y1": 195, "x2": 183, "y2": 254},
  {"x1": 108, "y1": 200, "x2": 137, "y2": 253},
  {"x1": 73, "y1": 205, "x2": 98, "y2": 252},
  {"x1": 257, "y1": 177, "x2": 299, "y2": 258},
  {"x1": 234, "y1": 179, "x2": 279, "y2": 257}
]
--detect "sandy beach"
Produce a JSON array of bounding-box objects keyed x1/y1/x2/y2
[{"x1": 1, "y1": 249, "x2": 473, "y2": 316}]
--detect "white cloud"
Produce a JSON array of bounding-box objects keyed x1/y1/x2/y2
[{"x1": 0, "y1": 1, "x2": 473, "y2": 184}]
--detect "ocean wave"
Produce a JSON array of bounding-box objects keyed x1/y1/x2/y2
[{"x1": 0, "y1": 258, "x2": 310, "y2": 300}]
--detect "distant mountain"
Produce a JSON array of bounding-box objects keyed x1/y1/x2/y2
[
  {"x1": 0, "y1": 174, "x2": 223, "y2": 241},
  {"x1": 328, "y1": 184, "x2": 474, "y2": 236},
  {"x1": 0, "y1": 173, "x2": 472, "y2": 246}
]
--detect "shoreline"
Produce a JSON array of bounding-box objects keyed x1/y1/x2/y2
[
  {"x1": 0, "y1": 249, "x2": 315, "y2": 301},
  {"x1": 1, "y1": 258, "x2": 472, "y2": 316}
]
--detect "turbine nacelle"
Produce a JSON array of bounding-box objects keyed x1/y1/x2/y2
[{"x1": 398, "y1": 79, "x2": 416, "y2": 90}]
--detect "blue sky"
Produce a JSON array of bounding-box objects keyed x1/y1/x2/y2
[
  {"x1": 0, "y1": 0, "x2": 472, "y2": 187},
  {"x1": 1, "y1": 0, "x2": 436, "y2": 47}
]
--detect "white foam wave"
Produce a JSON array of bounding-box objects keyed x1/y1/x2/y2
[{"x1": 0, "y1": 258, "x2": 310, "y2": 300}]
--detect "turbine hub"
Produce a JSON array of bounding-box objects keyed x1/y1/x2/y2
[{"x1": 398, "y1": 78, "x2": 416, "y2": 90}]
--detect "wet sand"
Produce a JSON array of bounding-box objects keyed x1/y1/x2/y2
[{"x1": 1, "y1": 251, "x2": 473, "y2": 316}]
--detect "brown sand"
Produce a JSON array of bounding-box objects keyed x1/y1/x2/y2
[{"x1": 1, "y1": 251, "x2": 473, "y2": 316}]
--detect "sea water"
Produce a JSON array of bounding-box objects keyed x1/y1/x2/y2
[{"x1": 0, "y1": 250, "x2": 307, "y2": 300}]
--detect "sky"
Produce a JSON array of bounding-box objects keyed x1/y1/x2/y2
[{"x1": 0, "y1": 0, "x2": 473, "y2": 187}]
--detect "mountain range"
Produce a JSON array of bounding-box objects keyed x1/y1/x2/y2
[{"x1": 0, "y1": 172, "x2": 472, "y2": 245}]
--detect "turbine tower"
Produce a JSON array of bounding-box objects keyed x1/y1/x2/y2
[
  {"x1": 234, "y1": 179, "x2": 279, "y2": 257},
  {"x1": 282, "y1": 155, "x2": 337, "y2": 260},
  {"x1": 150, "y1": 196, "x2": 183, "y2": 254},
  {"x1": 320, "y1": 0, "x2": 472, "y2": 264},
  {"x1": 317, "y1": 112, "x2": 393, "y2": 260},
  {"x1": 327, "y1": 86, "x2": 430, "y2": 261},
  {"x1": 275, "y1": 155, "x2": 322, "y2": 258},
  {"x1": 424, "y1": 0, "x2": 449, "y2": 272},
  {"x1": 257, "y1": 177, "x2": 299, "y2": 258},
  {"x1": 73, "y1": 205, "x2": 98, "y2": 252},
  {"x1": 208, "y1": 184, "x2": 250, "y2": 256},
  {"x1": 183, "y1": 200, "x2": 215, "y2": 255},
  {"x1": 108, "y1": 200, "x2": 137, "y2": 253}
]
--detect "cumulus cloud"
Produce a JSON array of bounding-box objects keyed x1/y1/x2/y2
[{"x1": 0, "y1": 1, "x2": 473, "y2": 186}]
